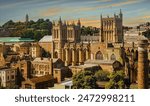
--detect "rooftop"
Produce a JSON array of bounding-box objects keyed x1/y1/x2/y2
[
  {"x1": 85, "y1": 59, "x2": 116, "y2": 65},
  {"x1": 29, "y1": 75, "x2": 53, "y2": 84},
  {"x1": 0, "y1": 37, "x2": 35, "y2": 43},
  {"x1": 70, "y1": 63, "x2": 99, "y2": 69},
  {"x1": 39, "y1": 35, "x2": 52, "y2": 43}
]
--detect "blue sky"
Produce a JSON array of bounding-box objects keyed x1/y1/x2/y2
[{"x1": 0, "y1": 0, "x2": 150, "y2": 27}]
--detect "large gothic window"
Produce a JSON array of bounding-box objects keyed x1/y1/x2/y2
[
  {"x1": 95, "y1": 51, "x2": 103, "y2": 60},
  {"x1": 110, "y1": 54, "x2": 116, "y2": 60}
]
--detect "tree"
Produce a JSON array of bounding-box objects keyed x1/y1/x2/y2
[
  {"x1": 73, "y1": 70, "x2": 98, "y2": 89},
  {"x1": 105, "y1": 70, "x2": 125, "y2": 89},
  {"x1": 2, "y1": 20, "x2": 15, "y2": 28},
  {"x1": 94, "y1": 70, "x2": 109, "y2": 81}
]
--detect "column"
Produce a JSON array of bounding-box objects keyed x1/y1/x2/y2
[
  {"x1": 65, "y1": 48, "x2": 69, "y2": 66},
  {"x1": 79, "y1": 48, "x2": 83, "y2": 65},
  {"x1": 58, "y1": 42, "x2": 62, "y2": 59},
  {"x1": 72, "y1": 49, "x2": 76, "y2": 66},
  {"x1": 138, "y1": 39, "x2": 149, "y2": 89},
  {"x1": 86, "y1": 49, "x2": 89, "y2": 60},
  {"x1": 61, "y1": 49, "x2": 65, "y2": 62}
]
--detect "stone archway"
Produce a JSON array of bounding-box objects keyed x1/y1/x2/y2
[{"x1": 95, "y1": 51, "x2": 103, "y2": 60}]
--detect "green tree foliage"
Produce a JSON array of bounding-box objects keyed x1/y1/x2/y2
[
  {"x1": 81, "y1": 26, "x2": 99, "y2": 36},
  {"x1": 1, "y1": 19, "x2": 52, "y2": 41},
  {"x1": 94, "y1": 70, "x2": 109, "y2": 81},
  {"x1": 2, "y1": 20, "x2": 15, "y2": 28},
  {"x1": 105, "y1": 70, "x2": 125, "y2": 89},
  {"x1": 73, "y1": 70, "x2": 98, "y2": 89}
]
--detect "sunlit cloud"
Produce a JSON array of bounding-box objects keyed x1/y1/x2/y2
[
  {"x1": 40, "y1": 8, "x2": 63, "y2": 17},
  {"x1": 0, "y1": 0, "x2": 149, "y2": 27}
]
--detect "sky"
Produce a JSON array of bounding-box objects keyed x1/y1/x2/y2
[{"x1": 0, "y1": 0, "x2": 150, "y2": 27}]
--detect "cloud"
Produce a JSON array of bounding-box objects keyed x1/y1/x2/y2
[
  {"x1": 74, "y1": 0, "x2": 143, "y2": 12},
  {"x1": 40, "y1": 7, "x2": 63, "y2": 17},
  {"x1": 110, "y1": 0, "x2": 142, "y2": 7},
  {"x1": 141, "y1": 15, "x2": 150, "y2": 19},
  {"x1": 124, "y1": 15, "x2": 150, "y2": 26}
]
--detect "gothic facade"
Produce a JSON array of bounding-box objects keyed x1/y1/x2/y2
[
  {"x1": 51, "y1": 18, "x2": 90, "y2": 66},
  {"x1": 100, "y1": 10, "x2": 123, "y2": 43}
]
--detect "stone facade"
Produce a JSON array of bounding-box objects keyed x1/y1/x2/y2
[
  {"x1": 0, "y1": 67, "x2": 16, "y2": 88},
  {"x1": 100, "y1": 10, "x2": 123, "y2": 43},
  {"x1": 51, "y1": 18, "x2": 91, "y2": 66},
  {"x1": 30, "y1": 43, "x2": 41, "y2": 58},
  {"x1": 22, "y1": 75, "x2": 54, "y2": 89}
]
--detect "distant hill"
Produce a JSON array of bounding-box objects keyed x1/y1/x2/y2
[{"x1": 0, "y1": 19, "x2": 52, "y2": 41}]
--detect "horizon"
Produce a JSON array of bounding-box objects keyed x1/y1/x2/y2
[{"x1": 0, "y1": 0, "x2": 150, "y2": 27}]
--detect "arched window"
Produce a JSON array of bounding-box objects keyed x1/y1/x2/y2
[
  {"x1": 54, "y1": 52, "x2": 58, "y2": 58},
  {"x1": 95, "y1": 51, "x2": 103, "y2": 60},
  {"x1": 110, "y1": 54, "x2": 116, "y2": 60}
]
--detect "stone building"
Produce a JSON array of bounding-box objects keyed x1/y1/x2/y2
[
  {"x1": 0, "y1": 53, "x2": 5, "y2": 67},
  {"x1": 100, "y1": 10, "x2": 123, "y2": 43},
  {"x1": 39, "y1": 35, "x2": 52, "y2": 54},
  {"x1": 30, "y1": 43, "x2": 41, "y2": 58},
  {"x1": 32, "y1": 57, "x2": 66, "y2": 83},
  {"x1": 22, "y1": 75, "x2": 54, "y2": 89},
  {"x1": 19, "y1": 43, "x2": 31, "y2": 57},
  {"x1": 0, "y1": 67, "x2": 16, "y2": 88},
  {"x1": 32, "y1": 57, "x2": 53, "y2": 77},
  {"x1": 81, "y1": 10, "x2": 123, "y2": 43},
  {"x1": 51, "y1": 18, "x2": 91, "y2": 66}
]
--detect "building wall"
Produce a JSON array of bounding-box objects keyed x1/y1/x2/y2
[
  {"x1": 39, "y1": 42, "x2": 52, "y2": 53},
  {"x1": 32, "y1": 58, "x2": 52, "y2": 77},
  {"x1": 31, "y1": 44, "x2": 41, "y2": 58},
  {"x1": 0, "y1": 53, "x2": 5, "y2": 67},
  {"x1": 100, "y1": 10, "x2": 123, "y2": 43},
  {"x1": 0, "y1": 68, "x2": 16, "y2": 88}
]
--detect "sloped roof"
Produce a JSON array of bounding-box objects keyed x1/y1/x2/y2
[
  {"x1": 30, "y1": 75, "x2": 53, "y2": 83},
  {"x1": 39, "y1": 35, "x2": 52, "y2": 42}
]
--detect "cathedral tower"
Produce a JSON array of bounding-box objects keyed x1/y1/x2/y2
[
  {"x1": 100, "y1": 10, "x2": 123, "y2": 43},
  {"x1": 52, "y1": 17, "x2": 67, "y2": 59}
]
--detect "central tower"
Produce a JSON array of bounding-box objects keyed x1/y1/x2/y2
[{"x1": 100, "y1": 10, "x2": 123, "y2": 43}]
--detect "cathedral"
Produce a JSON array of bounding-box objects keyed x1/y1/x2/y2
[
  {"x1": 51, "y1": 18, "x2": 90, "y2": 66},
  {"x1": 50, "y1": 10, "x2": 150, "y2": 85},
  {"x1": 51, "y1": 10, "x2": 124, "y2": 67}
]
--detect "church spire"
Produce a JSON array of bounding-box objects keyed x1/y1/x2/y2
[
  {"x1": 119, "y1": 9, "x2": 123, "y2": 19},
  {"x1": 26, "y1": 14, "x2": 29, "y2": 23}
]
